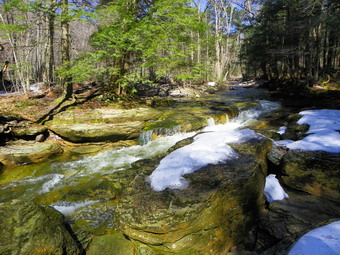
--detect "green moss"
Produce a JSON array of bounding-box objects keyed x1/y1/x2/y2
[
  {"x1": 87, "y1": 232, "x2": 135, "y2": 255},
  {"x1": 15, "y1": 100, "x2": 44, "y2": 108},
  {"x1": 72, "y1": 200, "x2": 120, "y2": 235}
]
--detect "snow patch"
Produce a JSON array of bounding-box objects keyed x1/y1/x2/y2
[
  {"x1": 148, "y1": 100, "x2": 281, "y2": 192},
  {"x1": 148, "y1": 129, "x2": 259, "y2": 191},
  {"x1": 277, "y1": 126, "x2": 287, "y2": 135},
  {"x1": 289, "y1": 220, "x2": 340, "y2": 255},
  {"x1": 264, "y1": 174, "x2": 289, "y2": 203},
  {"x1": 276, "y1": 109, "x2": 340, "y2": 153}
]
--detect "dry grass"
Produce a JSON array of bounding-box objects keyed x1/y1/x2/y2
[{"x1": 0, "y1": 95, "x2": 55, "y2": 121}]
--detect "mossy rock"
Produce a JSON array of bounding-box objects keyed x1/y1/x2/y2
[
  {"x1": 34, "y1": 176, "x2": 119, "y2": 205},
  {"x1": 281, "y1": 113, "x2": 309, "y2": 140},
  {"x1": 0, "y1": 200, "x2": 80, "y2": 255},
  {"x1": 71, "y1": 200, "x2": 120, "y2": 235},
  {"x1": 11, "y1": 122, "x2": 47, "y2": 137},
  {"x1": 48, "y1": 108, "x2": 162, "y2": 125},
  {"x1": 281, "y1": 150, "x2": 340, "y2": 203},
  {"x1": 0, "y1": 140, "x2": 63, "y2": 166},
  {"x1": 142, "y1": 104, "x2": 238, "y2": 140},
  {"x1": 87, "y1": 232, "x2": 135, "y2": 255},
  {"x1": 46, "y1": 107, "x2": 162, "y2": 143},
  {"x1": 48, "y1": 122, "x2": 144, "y2": 143},
  {"x1": 113, "y1": 136, "x2": 271, "y2": 254},
  {"x1": 144, "y1": 107, "x2": 210, "y2": 133}
]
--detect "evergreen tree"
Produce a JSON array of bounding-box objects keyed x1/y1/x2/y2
[
  {"x1": 241, "y1": 0, "x2": 339, "y2": 87},
  {"x1": 63, "y1": 0, "x2": 205, "y2": 97}
]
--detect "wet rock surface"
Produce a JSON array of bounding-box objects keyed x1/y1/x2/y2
[
  {"x1": 111, "y1": 137, "x2": 272, "y2": 254},
  {"x1": 0, "y1": 87, "x2": 339, "y2": 254},
  {"x1": 256, "y1": 189, "x2": 340, "y2": 254},
  {"x1": 0, "y1": 140, "x2": 63, "y2": 166}
]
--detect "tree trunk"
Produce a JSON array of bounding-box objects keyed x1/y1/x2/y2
[
  {"x1": 61, "y1": 0, "x2": 72, "y2": 99},
  {"x1": 44, "y1": 2, "x2": 55, "y2": 84}
]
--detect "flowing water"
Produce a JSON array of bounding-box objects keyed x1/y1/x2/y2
[{"x1": 0, "y1": 88, "x2": 282, "y2": 229}]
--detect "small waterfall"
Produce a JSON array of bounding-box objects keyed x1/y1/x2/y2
[
  {"x1": 139, "y1": 130, "x2": 153, "y2": 145},
  {"x1": 139, "y1": 125, "x2": 181, "y2": 145}
]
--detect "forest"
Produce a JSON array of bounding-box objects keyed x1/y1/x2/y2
[{"x1": 0, "y1": 0, "x2": 339, "y2": 99}]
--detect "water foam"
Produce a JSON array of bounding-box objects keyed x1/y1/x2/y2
[
  {"x1": 40, "y1": 174, "x2": 64, "y2": 194},
  {"x1": 51, "y1": 200, "x2": 99, "y2": 216}
]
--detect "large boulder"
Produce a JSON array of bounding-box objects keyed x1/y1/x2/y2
[
  {"x1": 111, "y1": 136, "x2": 272, "y2": 254},
  {"x1": 0, "y1": 140, "x2": 63, "y2": 166},
  {"x1": 281, "y1": 150, "x2": 340, "y2": 203},
  {"x1": 48, "y1": 108, "x2": 161, "y2": 124},
  {"x1": 48, "y1": 122, "x2": 145, "y2": 143},
  {"x1": 0, "y1": 200, "x2": 81, "y2": 255},
  {"x1": 46, "y1": 108, "x2": 161, "y2": 143}
]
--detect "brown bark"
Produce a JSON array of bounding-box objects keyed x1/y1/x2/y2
[
  {"x1": 0, "y1": 61, "x2": 9, "y2": 92},
  {"x1": 60, "y1": 0, "x2": 72, "y2": 99},
  {"x1": 44, "y1": 2, "x2": 56, "y2": 84}
]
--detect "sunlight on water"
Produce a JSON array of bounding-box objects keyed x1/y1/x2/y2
[
  {"x1": 53, "y1": 132, "x2": 195, "y2": 176},
  {"x1": 0, "y1": 132, "x2": 195, "y2": 202}
]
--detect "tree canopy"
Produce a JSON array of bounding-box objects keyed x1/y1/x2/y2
[
  {"x1": 241, "y1": 0, "x2": 340, "y2": 87},
  {"x1": 0, "y1": 0, "x2": 338, "y2": 97}
]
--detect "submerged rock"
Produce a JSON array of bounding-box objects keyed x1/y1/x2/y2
[
  {"x1": 0, "y1": 200, "x2": 81, "y2": 255},
  {"x1": 0, "y1": 140, "x2": 63, "y2": 166},
  {"x1": 112, "y1": 136, "x2": 272, "y2": 254}
]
